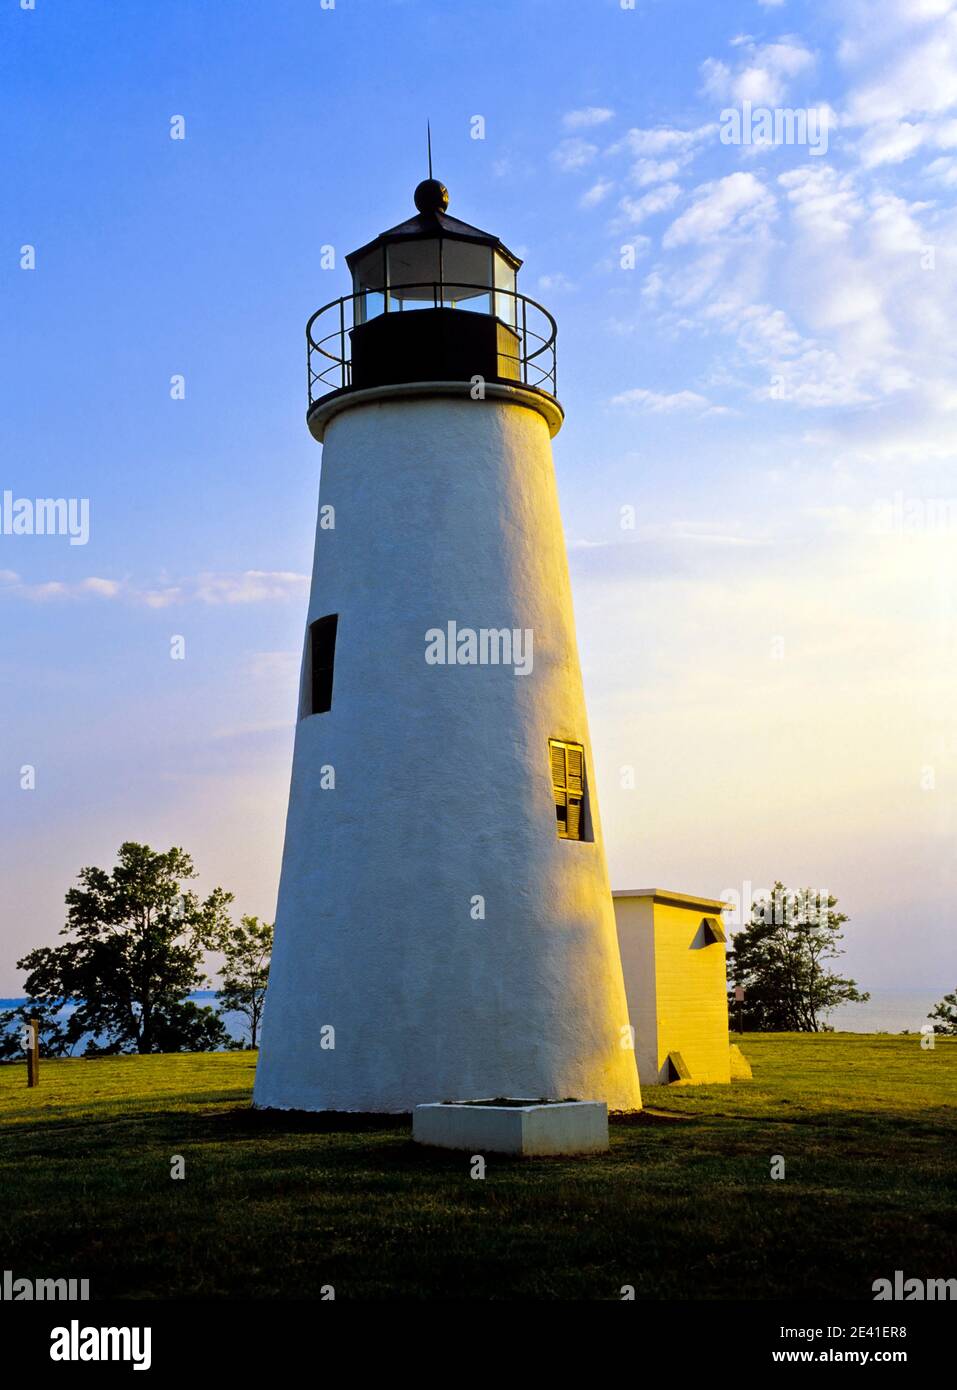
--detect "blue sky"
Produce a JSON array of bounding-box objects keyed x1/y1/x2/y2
[{"x1": 2, "y1": 0, "x2": 956, "y2": 997}]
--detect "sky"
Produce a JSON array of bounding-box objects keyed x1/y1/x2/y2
[{"x1": 1, "y1": 0, "x2": 956, "y2": 997}]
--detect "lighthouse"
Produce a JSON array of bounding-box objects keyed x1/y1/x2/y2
[{"x1": 253, "y1": 177, "x2": 642, "y2": 1114}]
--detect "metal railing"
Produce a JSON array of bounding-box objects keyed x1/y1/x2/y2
[{"x1": 306, "y1": 282, "x2": 558, "y2": 406}]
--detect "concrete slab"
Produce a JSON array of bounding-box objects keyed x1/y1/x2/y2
[{"x1": 413, "y1": 1099, "x2": 609, "y2": 1156}]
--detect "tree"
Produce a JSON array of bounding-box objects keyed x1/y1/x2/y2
[
  {"x1": 927, "y1": 988, "x2": 957, "y2": 1036},
  {"x1": 10, "y1": 842, "x2": 232, "y2": 1056},
  {"x1": 727, "y1": 882, "x2": 869, "y2": 1032},
  {"x1": 0, "y1": 1000, "x2": 72, "y2": 1062},
  {"x1": 211, "y1": 915, "x2": 273, "y2": 1049}
]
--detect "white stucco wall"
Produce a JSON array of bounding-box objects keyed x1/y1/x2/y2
[
  {"x1": 254, "y1": 392, "x2": 641, "y2": 1113},
  {"x1": 611, "y1": 894, "x2": 659, "y2": 1083}
]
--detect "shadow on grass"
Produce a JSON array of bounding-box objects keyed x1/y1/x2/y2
[
  {"x1": 612, "y1": 1107, "x2": 696, "y2": 1125},
  {"x1": 235, "y1": 1104, "x2": 697, "y2": 1131},
  {"x1": 234, "y1": 1106, "x2": 412, "y2": 1134}
]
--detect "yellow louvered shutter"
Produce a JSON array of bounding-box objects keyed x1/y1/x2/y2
[
  {"x1": 566, "y1": 745, "x2": 583, "y2": 792},
  {"x1": 548, "y1": 739, "x2": 586, "y2": 840}
]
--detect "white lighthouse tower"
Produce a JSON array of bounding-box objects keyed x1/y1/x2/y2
[{"x1": 254, "y1": 177, "x2": 641, "y2": 1114}]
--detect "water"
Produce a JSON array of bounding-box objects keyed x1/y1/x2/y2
[
  {"x1": 0, "y1": 991, "x2": 252, "y2": 1052},
  {"x1": 2, "y1": 988, "x2": 945, "y2": 1049},
  {"x1": 822, "y1": 989, "x2": 945, "y2": 1034}
]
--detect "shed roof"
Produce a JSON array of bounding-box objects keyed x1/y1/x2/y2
[{"x1": 612, "y1": 887, "x2": 729, "y2": 913}]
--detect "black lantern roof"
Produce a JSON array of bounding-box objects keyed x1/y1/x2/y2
[{"x1": 345, "y1": 179, "x2": 523, "y2": 273}]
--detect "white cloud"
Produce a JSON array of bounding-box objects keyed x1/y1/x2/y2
[
  {"x1": 700, "y1": 58, "x2": 733, "y2": 100},
  {"x1": 141, "y1": 586, "x2": 183, "y2": 609},
  {"x1": 634, "y1": 146, "x2": 951, "y2": 411},
  {"x1": 191, "y1": 571, "x2": 310, "y2": 605},
  {"x1": 849, "y1": 110, "x2": 957, "y2": 170},
  {"x1": 925, "y1": 153, "x2": 957, "y2": 183},
  {"x1": 80, "y1": 577, "x2": 122, "y2": 597},
  {"x1": 563, "y1": 107, "x2": 614, "y2": 130},
  {"x1": 538, "y1": 272, "x2": 575, "y2": 292},
  {"x1": 580, "y1": 177, "x2": 614, "y2": 208},
  {"x1": 0, "y1": 572, "x2": 124, "y2": 602},
  {"x1": 610, "y1": 387, "x2": 715, "y2": 413},
  {"x1": 617, "y1": 123, "x2": 716, "y2": 156},
  {"x1": 858, "y1": 120, "x2": 929, "y2": 167},
  {"x1": 0, "y1": 569, "x2": 309, "y2": 606},
  {"x1": 864, "y1": 191, "x2": 926, "y2": 256},
  {"x1": 830, "y1": 3, "x2": 957, "y2": 182},
  {"x1": 618, "y1": 182, "x2": 681, "y2": 226},
  {"x1": 843, "y1": 12, "x2": 957, "y2": 127},
  {"x1": 778, "y1": 164, "x2": 863, "y2": 241},
  {"x1": 663, "y1": 172, "x2": 776, "y2": 247},
  {"x1": 244, "y1": 650, "x2": 301, "y2": 681},
  {"x1": 612, "y1": 125, "x2": 717, "y2": 193},
  {"x1": 631, "y1": 158, "x2": 683, "y2": 187},
  {"x1": 551, "y1": 137, "x2": 598, "y2": 172},
  {"x1": 701, "y1": 37, "x2": 815, "y2": 108}
]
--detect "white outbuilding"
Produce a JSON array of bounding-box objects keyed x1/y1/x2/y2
[{"x1": 613, "y1": 888, "x2": 732, "y2": 1086}]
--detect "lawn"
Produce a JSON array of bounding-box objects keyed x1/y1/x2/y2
[{"x1": 0, "y1": 1035, "x2": 954, "y2": 1300}]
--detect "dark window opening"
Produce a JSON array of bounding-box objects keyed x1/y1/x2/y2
[
  {"x1": 549, "y1": 738, "x2": 586, "y2": 841},
  {"x1": 664, "y1": 1051, "x2": 691, "y2": 1083},
  {"x1": 308, "y1": 614, "x2": 338, "y2": 715}
]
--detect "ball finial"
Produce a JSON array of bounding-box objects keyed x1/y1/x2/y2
[{"x1": 414, "y1": 178, "x2": 449, "y2": 214}]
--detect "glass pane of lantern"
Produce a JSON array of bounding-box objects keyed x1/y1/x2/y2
[
  {"x1": 494, "y1": 253, "x2": 517, "y2": 327},
  {"x1": 351, "y1": 248, "x2": 383, "y2": 323},
  {"x1": 387, "y1": 239, "x2": 441, "y2": 308},
  {"x1": 442, "y1": 241, "x2": 493, "y2": 314},
  {"x1": 352, "y1": 248, "x2": 386, "y2": 324}
]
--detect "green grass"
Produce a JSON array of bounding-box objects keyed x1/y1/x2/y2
[{"x1": 1, "y1": 1035, "x2": 954, "y2": 1300}]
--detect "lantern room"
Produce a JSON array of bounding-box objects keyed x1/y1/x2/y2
[{"x1": 305, "y1": 179, "x2": 559, "y2": 434}]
